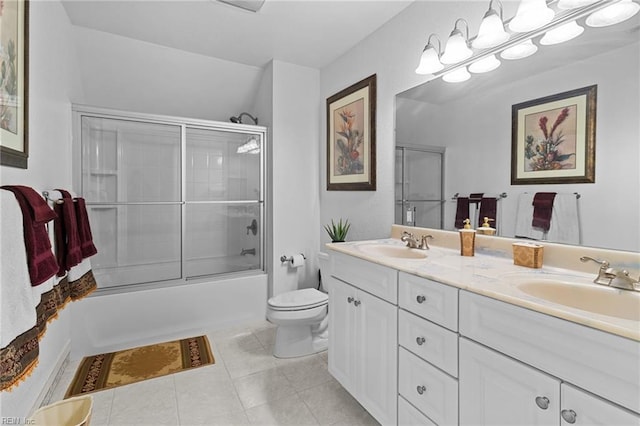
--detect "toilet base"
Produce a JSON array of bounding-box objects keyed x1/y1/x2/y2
[{"x1": 273, "y1": 324, "x2": 328, "y2": 358}]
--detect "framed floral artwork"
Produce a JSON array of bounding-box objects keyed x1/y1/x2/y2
[
  {"x1": 326, "y1": 74, "x2": 376, "y2": 191},
  {"x1": 511, "y1": 85, "x2": 596, "y2": 185},
  {"x1": 1, "y1": 0, "x2": 29, "y2": 169}
]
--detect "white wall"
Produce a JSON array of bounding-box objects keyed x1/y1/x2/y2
[
  {"x1": 397, "y1": 42, "x2": 640, "y2": 252},
  {"x1": 319, "y1": 1, "x2": 489, "y2": 243},
  {"x1": 270, "y1": 61, "x2": 321, "y2": 296},
  {"x1": 0, "y1": 0, "x2": 84, "y2": 417},
  {"x1": 72, "y1": 26, "x2": 264, "y2": 122}
]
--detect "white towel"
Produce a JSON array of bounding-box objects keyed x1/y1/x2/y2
[
  {"x1": 0, "y1": 191, "x2": 38, "y2": 347},
  {"x1": 547, "y1": 193, "x2": 581, "y2": 245}
]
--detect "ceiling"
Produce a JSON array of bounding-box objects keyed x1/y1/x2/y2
[{"x1": 62, "y1": 0, "x2": 415, "y2": 69}]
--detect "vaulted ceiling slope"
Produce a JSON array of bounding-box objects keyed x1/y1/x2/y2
[{"x1": 62, "y1": 0, "x2": 414, "y2": 69}]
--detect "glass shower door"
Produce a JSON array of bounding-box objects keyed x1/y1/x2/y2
[
  {"x1": 395, "y1": 146, "x2": 444, "y2": 229},
  {"x1": 184, "y1": 127, "x2": 262, "y2": 279},
  {"x1": 81, "y1": 116, "x2": 183, "y2": 288}
]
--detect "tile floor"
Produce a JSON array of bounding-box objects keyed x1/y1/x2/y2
[{"x1": 47, "y1": 320, "x2": 380, "y2": 426}]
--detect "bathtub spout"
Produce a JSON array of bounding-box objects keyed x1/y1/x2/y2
[{"x1": 241, "y1": 248, "x2": 256, "y2": 256}]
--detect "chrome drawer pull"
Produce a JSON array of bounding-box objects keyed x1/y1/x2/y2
[
  {"x1": 416, "y1": 337, "x2": 426, "y2": 345},
  {"x1": 535, "y1": 396, "x2": 550, "y2": 410},
  {"x1": 416, "y1": 385, "x2": 426, "y2": 395},
  {"x1": 561, "y1": 409, "x2": 577, "y2": 424},
  {"x1": 347, "y1": 296, "x2": 354, "y2": 304},
  {"x1": 416, "y1": 295, "x2": 426, "y2": 304}
]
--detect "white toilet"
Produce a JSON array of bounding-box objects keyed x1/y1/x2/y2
[{"x1": 266, "y1": 287, "x2": 329, "y2": 358}]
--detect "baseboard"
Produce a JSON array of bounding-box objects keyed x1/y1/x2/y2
[{"x1": 30, "y1": 339, "x2": 71, "y2": 414}]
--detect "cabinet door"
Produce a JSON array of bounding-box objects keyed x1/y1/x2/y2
[
  {"x1": 328, "y1": 278, "x2": 357, "y2": 394},
  {"x1": 460, "y1": 338, "x2": 560, "y2": 426},
  {"x1": 356, "y1": 289, "x2": 398, "y2": 425},
  {"x1": 560, "y1": 384, "x2": 640, "y2": 426}
]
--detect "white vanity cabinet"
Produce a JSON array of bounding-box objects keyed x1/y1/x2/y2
[
  {"x1": 329, "y1": 253, "x2": 398, "y2": 425},
  {"x1": 459, "y1": 290, "x2": 640, "y2": 425}
]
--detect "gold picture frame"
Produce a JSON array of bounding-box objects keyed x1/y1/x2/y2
[
  {"x1": 326, "y1": 74, "x2": 376, "y2": 191},
  {"x1": 1, "y1": 0, "x2": 29, "y2": 169},
  {"x1": 511, "y1": 85, "x2": 596, "y2": 185}
]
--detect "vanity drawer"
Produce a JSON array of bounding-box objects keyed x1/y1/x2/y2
[
  {"x1": 399, "y1": 347, "x2": 458, "y2": 426},
  {"x1": 398, "y1": 309, "x2": 458, "y2": 377},
  {"x1": 399, "y1": 272, "x2": 458, "y2": 331},
  {"x1": 398, "y1": 396, "x2": 437, "y2": 426},
  {"x1": 331, "y1": 252, "x2": 397, "y2": 303}
]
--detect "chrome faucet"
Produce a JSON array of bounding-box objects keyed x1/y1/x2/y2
[
  {"x1": 241, "y1": 248, "x2": 256, "y2": 256},
  {"x1": 580, "y1": 256, "x2": 639, "y2": 291},
  {"x1": 401, "y1": 231, "x2": 433, "y2": 250}
]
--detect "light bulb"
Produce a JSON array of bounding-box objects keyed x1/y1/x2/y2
[
  {"x1": 500, "y1": 39, "x2": 538, "y2": 60},
  {"x1": 441, "y1": 31, "x2": 473, "y2": 64},
  {"x1": 473, "y1": 9, "x2": 510, "y2": 49},
  {"x1": 442, "y1": 67, "x2": 471, "y2": 83},
  {"x1": 540, "y1": 21, "x2": 584, "y2": 45},
  {"x1": 415, "y1": 45, "x2": 444, "y2": 74},
  {"x1": 586, "y1": 0, "x2": 640, "y2": 27},
  {"x1": 508, "y1": 0, "x2": 555, "y2": 32},
  {"x1": 469, "y1": 55, "x2": 501, "y2": 73}
]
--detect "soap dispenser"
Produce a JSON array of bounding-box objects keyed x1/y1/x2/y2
[
  {"x1": 477, "y1": 217, "x2": 496, "y2": 236},
  {"x1": 459, "y1": 218, "x2": 476, "y2": 256}
]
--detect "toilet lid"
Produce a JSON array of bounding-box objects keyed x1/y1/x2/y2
[{"x1": 268, "y1": 288, "x2": 328, "y2": 311}]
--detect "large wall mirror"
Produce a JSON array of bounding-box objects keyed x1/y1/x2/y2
[{"x1": 395, "y1": 15, "x2": 639, "y2": 252}]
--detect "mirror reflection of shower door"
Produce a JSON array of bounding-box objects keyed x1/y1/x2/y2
[{"x1": 395, "y1": 146, "x2": 444, "y2": 229}]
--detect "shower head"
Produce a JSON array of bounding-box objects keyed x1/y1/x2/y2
[{"x1": 230, "y1": 112, "x2": 259, "y2": 125}]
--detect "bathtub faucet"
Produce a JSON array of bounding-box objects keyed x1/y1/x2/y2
[{"x1": 241, "y1": 248, "x2": 256, "y2": 256}]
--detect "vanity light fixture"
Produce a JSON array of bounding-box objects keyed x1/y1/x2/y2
[
  {"x1": 508, "y1": 0, "x2": 555, "y2": 32},
  {"x1": 441, "y1": 19, "x2": 473, "y2": 64},
  {"x1": 540, "y1": 20, "x2": 585, "y2": 44},
  {"x1": 442, "y1": 67, "x2": 471, "y2": 83},
  {"x1": 415, "y1": 0, "x2": 638, "y2": 82},
  {"x1": 415, "y1": 34, "x2": 445, "y2": 74},
  {"x1": 585, "y1": 0, "x2": 640, "y2": 26},
  {"x1": 469, "y1": 54, "x2": 501, "y2": 73},
  {"x1": 500, "y1": 39, "x2": 539, "y2": 60},
  {"x1": 472, "y1": 0, "x2": 510, "y2": 49},
  {"x1": 557, "y1": 0, "x2": 599, "y2": 9}
]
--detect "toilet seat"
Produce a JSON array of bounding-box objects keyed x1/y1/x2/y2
[{"x1": 268, "y1": 288, "x2": 328, "y2": 311}]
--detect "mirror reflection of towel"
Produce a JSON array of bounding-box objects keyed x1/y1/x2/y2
[
  {"x1": 454, "y1": 197, "x2": 470, "y2": 229},
  {"x1": 478, "y1": 197, "x2": 497, "y2": 229},
  {"x1": 515, "y1": 193, "x2": 580, "y2": 244},
  {"x1": 532, "y1": 192, "x2": 556, "y2": 231}
]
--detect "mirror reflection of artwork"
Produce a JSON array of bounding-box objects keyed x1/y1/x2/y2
[{"x1": 524, "y1": 105, "x2": 577, "y2": 172}]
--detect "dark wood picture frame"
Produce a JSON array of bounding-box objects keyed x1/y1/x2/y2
[
  {"x1": 326, "y1": 74, "x2": 376, "y2": 191},
  {"x1": 1, "y1": 0, "x2": 29, "y2": 169},
  {"x1": 511, "y1": 85, "x2": 596, "y2": 185}
]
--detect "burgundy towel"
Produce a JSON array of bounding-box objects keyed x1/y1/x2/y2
[
  {"x1": 454, "y1": 197, "x2": 470, "y2": 229},
  {"x1": 74, "y1": 198, "x2": 98, "y2": 258},
  {"x1": 53, "y1": 189, "x2": 83, "y2": 276},
  {"x1": 478, "y1": 197, "x2": 498, "y2": 229},
  {"x1": 532, "y1": 192, "x2": 557, "y2": 231},
  {"x1": 1, "y1": 186, "x2": 59, "y2": 286}
]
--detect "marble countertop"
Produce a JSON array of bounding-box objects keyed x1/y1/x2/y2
[{"x1": 327, "y1": 238, "x2": 640, "y2": 342}]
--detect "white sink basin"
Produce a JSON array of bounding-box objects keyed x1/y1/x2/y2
[
  {"x1": 505, "y1": 274, "x2": 640, "y2": 321},
  {"x1": 357, "y1": 244, "x2": 428, "y2": 260}
]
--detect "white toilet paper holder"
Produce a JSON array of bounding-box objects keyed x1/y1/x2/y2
[{"x1": 280, "y1": 254, "x2": 306, "y2": 263}]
